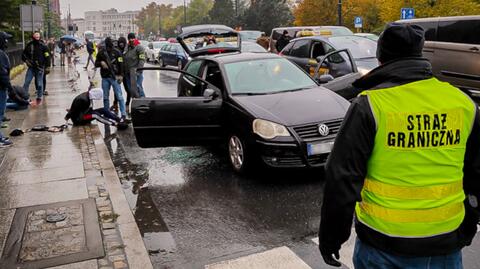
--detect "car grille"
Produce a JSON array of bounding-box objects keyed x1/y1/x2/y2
[{"x1": 292, "y1": 119, "x2": 343, "y2": 141}]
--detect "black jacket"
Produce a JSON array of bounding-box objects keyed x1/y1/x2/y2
[
  {"x1": 86, "y1": 41, "x2": 94, "y2": 54},
  {"x1": 94, "y1": 48, "x2": 124, "y2": 79},
  {"x1": 22, "y1": 40, "x2": 50, "y2": 69},
  {"x1": 65, "y1": 92, "x2": 92, "y2": 125},
  {"x1": 319, "y1": 58, "x2": 480, "y2": 257},
  {"x1": 0, "y1": 49, "x2": 11, "y2": 91}
]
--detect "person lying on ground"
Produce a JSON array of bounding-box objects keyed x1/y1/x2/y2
[{"x1": 7, "y1": 85, "x2": 30, "y2": 110}]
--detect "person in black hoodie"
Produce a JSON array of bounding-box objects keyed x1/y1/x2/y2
[
  {"x1": 318, "y1": 23, "x2": 480, "y2": 268},
  {"x1": 22, "y1": 31, "x2": 50, "y2": 105},
  {"x1": 0, "y1": 31, "x2": 13, "y2": 146},
  {"x1": 94, "y1": 37, "x2": 127, "y2": 121},
  {"x1": 6, "y1": 85, "x2": 30, "y2": 110}
]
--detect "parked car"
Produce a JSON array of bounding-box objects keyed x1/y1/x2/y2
[
  {"x1": 354, "y1": 33, "x2": 379, "y2": 41},
  {"x1": 269, "y1": 26, "x2": 354, "y2": 53},
  {"x1": 146, "y1": 41, "x2": 168, "y2": 62},
  {"x1": 158, "y1": 43, "x2": 191, "y2": 70},
  {"x1": 280, "y1": 35, "x2": 378, "y2": 77},
  {"x1": 241, "y1": 41, "x2": 268, "y2": 53},
  {"x1": 239, "y1": 30, "x2": 263, "y2": 42},
  {"x1": 396, "y1": 16, "x2": 480, "y2": 100},
  {"x1": 131, "y1": 25, "x2": 355, "y2": 173}
]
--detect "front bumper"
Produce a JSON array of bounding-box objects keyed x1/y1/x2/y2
[{"x1": 256, "y1": 140, "x2": 331, "y2": 168}]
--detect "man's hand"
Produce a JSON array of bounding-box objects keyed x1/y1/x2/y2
[
  {"x1": 44, "y1": 67, "x2": 51, "y2": 75},
  {"x1": 116, "y1": 75, "x2": 123, "y2": 83},
  {"x1": 320, "y1": 246, "x2": 342, "y2": 267},
  {"x1": 100, "y1": 61, "x2": 108, "y2": 69}
]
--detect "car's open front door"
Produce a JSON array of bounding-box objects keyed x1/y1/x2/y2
[
  {"x1": 131, "y1": 67, "x2": 223, "y2": 148},
  {"x1": 314, "y1": 49, "x2": 363, "y2": 100}
]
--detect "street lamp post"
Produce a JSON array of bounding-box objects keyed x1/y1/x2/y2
[
  {"x1": 338, "y1": 0, "x2": 342, "y2": 26},
  {"x1": 184, "y1": 0, "x2": 187, "y2": 25}
]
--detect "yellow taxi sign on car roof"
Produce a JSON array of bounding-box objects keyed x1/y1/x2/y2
[
  {"x1": 318, "y1": 30, "x2": 333, "y2": 36},
  {"x1": 296, "y1": 30, "x2": 314, "y2": 37}
]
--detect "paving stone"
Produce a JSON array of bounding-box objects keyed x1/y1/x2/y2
[
  {"x1": 98, "y1": 258, "x2": 110, "y2": 266},
  {"x1": 108, "y1": 255, "x2": 126, "y2": 262},
  {"x1": 102, "y1": 229, "x2": 117, "y2": 235},
  {"x1": 102, "y1": 223, "x2": 116, "y2": 229},
  {"x1": 113, "y1": 260, "x2": 127, "y2": 269}
]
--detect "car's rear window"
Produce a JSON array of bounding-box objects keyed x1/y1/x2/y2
[
  {"x1": 224, "y1": 58, "x2": 317, "y2": 95},
  {"x1": 328, "y1": 36, "x2": 377, "y2": 59}
]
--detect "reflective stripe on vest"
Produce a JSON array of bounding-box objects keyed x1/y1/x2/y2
[{"x1": 356, "y1": 77, "x2": 476, "y2": 238}]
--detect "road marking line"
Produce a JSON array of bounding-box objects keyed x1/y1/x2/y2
[
  {"x1": 311, "y1": 229, "x2": 356, "y2": 269},
  {"x1": 204, "y1": 246, "x2": 312, "y2": 269}
]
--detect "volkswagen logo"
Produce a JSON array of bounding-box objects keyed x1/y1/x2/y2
[{"x1": 318, "y1": 124, "x2": 330, "y2": 136}]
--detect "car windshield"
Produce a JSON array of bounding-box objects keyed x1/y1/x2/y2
[
  {"x1": 241, "y1": 42, "x2": 267, "y2": 53},
  {"x1": 153, "y1": 42, "x2": 165, "y2": 49},
  {"x1": 224, "y1": 58, "x2": 317, "y2": 95},
  {"x1": 328, "y1": 36, "x2": 377, "y2": 59},
  {"x1": 240, "y1": 31, "x2": 262, "y2": 41}
]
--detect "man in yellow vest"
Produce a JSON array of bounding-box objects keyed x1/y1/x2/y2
[{"x1": 319, "y1": 23, "x2": 480, "y2": 268}]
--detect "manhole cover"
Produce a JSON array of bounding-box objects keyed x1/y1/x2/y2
[
  {"x1": 0, "y1": 199, "x2": 104, "y2": 269},
  {"x1": 46, "y1": 212, "x2": 67, "y2": 223}
]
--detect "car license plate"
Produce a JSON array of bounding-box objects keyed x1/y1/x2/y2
[{"x1": 307, "y1": 141, "x2": 334, "y2": 156}]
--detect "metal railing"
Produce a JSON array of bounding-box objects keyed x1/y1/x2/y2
[{"x1": 5, "y1": 45, "x2": 24, "y2": 68}]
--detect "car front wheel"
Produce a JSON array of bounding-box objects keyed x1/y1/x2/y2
[
  {"x1": 177, "y1": 60, "x2": 183, "y2": 70},
  {"x1": 228, "y1": 135, "x2": 250, "y2": 173},
  {"x1": 159, "y1": 57, "x2": 165, "y2": 67}
]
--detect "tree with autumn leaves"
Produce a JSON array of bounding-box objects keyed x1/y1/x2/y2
[{"x1": 294, "y1": 0, "x2": 480, "y2": 33}]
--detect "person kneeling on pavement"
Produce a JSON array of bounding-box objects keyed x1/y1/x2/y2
[
  {"x1": 65, "y1": 88, "x2": 128, "y2": 130},
  {"x1": 7, "y1": 85, "x2": 30, "y2": 110}
]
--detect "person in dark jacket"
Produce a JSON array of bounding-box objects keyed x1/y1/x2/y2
[
  {"x1": 84, "y1": 38, "x2": 95, "y2": 70},
  {"x1": 59, "y1": 40, "x2": 66, "y2": 66},
  {"x1": 94, "y1": 37, "x2": 127, "y2": 121},
  {"x1": 275, "y1": 30, "x2": 290, "y2": 53},
  {"x1": 65, "y1": 88, "x2": 127, "y2": 129},
  {"x1": 22, "y1": 31, "x2": 50, "y2": 105},
  {"x1": 7, "y1": 85, "x2": 30, "y2": 110},
  {"x1": 111, "y1": 37, "x2": 129, "y2": 113},
  {"x1": 0, "y1": 31, "x2": 13, "y2": 146},
  {"x1": 318, "y1": 23, "x2": 480, "y2": 268}
]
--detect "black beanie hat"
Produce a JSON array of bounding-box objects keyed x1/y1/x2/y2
[
  {"x1": 105, "y1": 37, "x2": 113, "y2": 48},
  {"x1": 377, "y1": 23, "x2": 425, "y2": 63},
  {"x1": 127, "y1": 33, "x2": 135, "y2": 39}
]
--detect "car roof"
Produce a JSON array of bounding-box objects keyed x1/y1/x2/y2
[
  {"x1": 291, "y1": 34, "x2": 368, "y2": 42},
  {"x1": 180, "y1": 24, "x2": 235, "y2": 36},
  {"x1": 272, "y1": 26, "x2": 349, "y2": 31},
  {"x1": 396, "y1": 15, "x2": 480, "y2": 23},
  {"x1": 195, "y1": 52, "x2": 280, "y2": 64}
]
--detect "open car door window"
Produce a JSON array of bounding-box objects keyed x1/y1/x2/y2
[
  {"x1": 132, "y1": 67, "x2": 223, "y2": 148},
  {"x1": 177, "y1": 24, "x2": 241, "y2": 57},
  {"x1": 315, "y1": 49, "x2": 363, "y2": 100}
]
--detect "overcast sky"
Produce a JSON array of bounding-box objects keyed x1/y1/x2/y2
[{"x1": 59, "y1": 0, "x2": 185, "y2": 18}]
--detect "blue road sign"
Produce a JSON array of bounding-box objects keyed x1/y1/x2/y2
[
  {"x1": 354, "y1": 16, "x2": 363, "y2": 28},
  {"x1": 401, "y1": 8, "x2": 415, "y2": 20}
]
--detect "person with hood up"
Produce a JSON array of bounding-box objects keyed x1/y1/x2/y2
[
  {"x1": 0, "y1": 31, "x2": 13, "y2": 146},
  {"x1": 318, "y1": 23, "x2": 480, "y2": 268},
  {"x1": 94, "y1": 37, "x2": 127, "y2": 121},
  {"x1": 111, "y1": 36, "x2": 131, "y2": 113},
  {"x1": 22, "y1": 31, "x2": 50, "y2": 105},
  {"x1": 123, "y1": 33, "x2": 146, "y2": 100},
  {"x1": 275, "y1": 30, "x2": 290, "y2": 53},
  {"x1": 7, "y1": 85, "x2": 30, "y2": 111}
]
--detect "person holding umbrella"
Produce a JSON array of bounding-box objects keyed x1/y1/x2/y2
[{"x1": 22, "y1": 31, "x2": 50, "y2": 105}]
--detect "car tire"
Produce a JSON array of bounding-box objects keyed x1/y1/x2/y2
[
  {"x1": 159, "y1": 57, "x2": 165, "y2": 67},
  {"x1": 177, "y1": 60, "x2": 183, "y2": 70},
  {"x1": 228, "y1": 134, "x2": 251, "y2": 174}
]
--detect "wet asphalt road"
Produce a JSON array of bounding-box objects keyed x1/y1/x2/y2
[
  {"x1": 96, "y1": 63, "x2": 328, "y2": 268},
  {"x1": 87, "y1": 60, "x2": 480, "y2": 269}
]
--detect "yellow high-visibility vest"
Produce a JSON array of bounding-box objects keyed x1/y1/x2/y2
[{"x1": 356, "y1": 77, "x2": 476, "y2": 237}]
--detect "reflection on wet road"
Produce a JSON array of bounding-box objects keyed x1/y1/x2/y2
[{"x1": 101, "y1": 63, "x2": 327, "y2": 268}]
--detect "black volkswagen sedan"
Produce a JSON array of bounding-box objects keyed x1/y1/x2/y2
[{"x1": 131, "y1": 25, "x2": 350, "y2": 173}]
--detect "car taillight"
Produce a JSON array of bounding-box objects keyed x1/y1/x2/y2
[{"x1": 208, "y1": 48, "x2": 226, "y2": 54}]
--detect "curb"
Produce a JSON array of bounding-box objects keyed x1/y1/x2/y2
[{"x1": 90, "y1": 126, "x2": 153, "y2": 269}]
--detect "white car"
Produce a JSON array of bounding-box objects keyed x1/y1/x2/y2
[{"x1": 146, "y1": 41, "x2": 168, "y2": 63}]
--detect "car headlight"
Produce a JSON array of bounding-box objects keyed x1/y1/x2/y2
[{"x1": 253, "y1": 119, "x2": 290, "y2": 139}]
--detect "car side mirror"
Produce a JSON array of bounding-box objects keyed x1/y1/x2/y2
[
  {"x1": 203, "y1": 88, "x2": 220, "y2": 101},
  {"x1": 317, "y1": 74, "x2": 334, "y2": 84}
]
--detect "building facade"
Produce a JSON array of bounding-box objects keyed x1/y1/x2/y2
[
  {"x1": 84, "y1": 9, "x2": 139, "y2": 39},
  {"x1": 61, "y1": 18, "x2": 85, "y2": 38},
  {"x1": 50, "y1": 0, "x2": 61, "y2": 16}
]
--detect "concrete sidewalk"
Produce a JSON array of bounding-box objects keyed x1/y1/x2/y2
[{"x1": 0, "y1": 65, "x2": 153, "y2": 269}]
